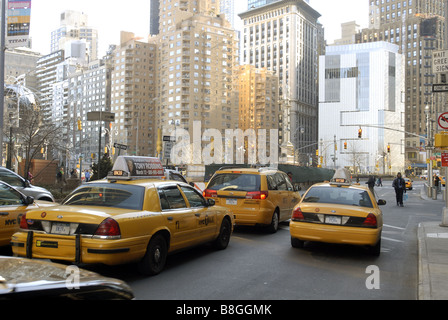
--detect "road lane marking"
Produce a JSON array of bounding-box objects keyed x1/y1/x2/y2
[
  {"x1": 381, "y1": 236, "x2": 404, "y2": 243},
  {"x1": 383, "y1": 224, "x2": 405, "y2": 230}
]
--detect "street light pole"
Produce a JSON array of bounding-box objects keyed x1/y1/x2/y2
[{"x1": 0, "y1": 0, "x2": 6, "y2": 166}]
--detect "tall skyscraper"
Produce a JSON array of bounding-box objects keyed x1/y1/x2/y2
[
  {"x1": 150, "y1": 0, "x2": 160, "y2": 35},
  {"x1": 356, "y1": 0, "x2": 447, "y2": 172},
  {"x1": 239, "y1": 0, "x2": 322, "y2": 163},
  {"x1": 51, "y1": 10, "x2": 99, "y2": 61},
  {"x1": 154, "y1": 0, "x2": 240, "y2": 164}
]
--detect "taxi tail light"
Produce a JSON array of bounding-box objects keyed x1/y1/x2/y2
[
  {"x1": 19, "y1": 214, "x2": 28, "y2": 229},
  {"x1": 203, "y1": 189, "x2": 217, "y2": 198},
  {"x1": 291, "y1": 207, "x2": 305, "y2": 221},
  {"x1": 94, "y1": 218, "x2": 121, "y2": 238},
  {"x1": 363, "y1": 213, "x2": 377, "y2": 228},
  {"x1": 246, "y1": 191, "x2": 268, "y2": 200}
]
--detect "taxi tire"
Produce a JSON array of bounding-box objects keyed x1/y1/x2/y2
[
  {"x1": 267, "y1": 210, "x2": 279, "y2": 233},
  {"x1": 138, "y1": 234, "x2": 168, "y2": 276},
  {"x1": 367, "y1": 238, "x2": 381, "y2": 256},
  {"x1": 291, "y1": 237, "x2": 305, "y2": 248},
  {"x1": 214, "y1": 217, "x2": 231, "y2": 250}
]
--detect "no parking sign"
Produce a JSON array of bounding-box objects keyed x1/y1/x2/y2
[{"x1": 438, "y1": 113, "x2": 448, "y2": 130}]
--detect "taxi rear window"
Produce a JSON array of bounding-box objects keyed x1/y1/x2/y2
[
  {"x1": 207, "y1": 174, "x2": 260, "y2": 192},
  {"x1": 62, "y1": 183, "x2": 145, "y2": 210},
  {"x1": 303, "y1": 186, "x2": 373, "y2": 208}
]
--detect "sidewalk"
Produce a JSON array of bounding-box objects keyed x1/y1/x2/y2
[{"x1": 418, "y1": 189, "x2": 448, "y2": 300}]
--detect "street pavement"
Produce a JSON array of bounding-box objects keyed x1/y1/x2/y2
[{"x1": 418, "y1": 187, "x2": 448, "y2": 300}]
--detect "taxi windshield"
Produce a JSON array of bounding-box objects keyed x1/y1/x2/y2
[
  {"x1": 303, "y1": 186, "x2": 374, "y2": 208},
  {"x1": 62, "y1": 183, "x2": 145, "y2": 210},
  {"x1": 207, "y1": 173, "x2": 260, "y2": 192}
]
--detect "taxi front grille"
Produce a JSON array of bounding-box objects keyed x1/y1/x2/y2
[{"x1": 300, "y1": 212, "x2": 370, "y2": 228}]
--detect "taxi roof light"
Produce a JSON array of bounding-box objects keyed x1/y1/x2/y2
[{"x1": 330, "y1": 168, "x2": 352, "y2": 186}]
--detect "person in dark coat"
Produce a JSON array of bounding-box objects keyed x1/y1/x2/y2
[
  {"x1": 392, "y1": 172, "x2": 406, "y2": 207},
  {"x1": 366, "y1": 175, "x2": 376, "y2": 197}
]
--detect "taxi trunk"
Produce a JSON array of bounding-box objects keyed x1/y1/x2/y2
[
  {"x1": 11, "y1": 206, "x2": 147, "y2": 265},
  {"x1": 290, "y1": 202, "x2": 382, "y2": 246}
]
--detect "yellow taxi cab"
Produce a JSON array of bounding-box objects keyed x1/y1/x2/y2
[
  {"x1": 404, "y1": 178, "x2": 413, "y2": 190},
  {"x1": 203, "y1": 167, "x2": 301, "y2": 233},
  {"x1": 0, "y1": 181, "x2": 55, "y2": 247},
  {"x1": 11, "y1": 156, "x2": 234, "y2": 276},
  {"x1": 289, "y1": 169, "x2": 385, "y2": 255},
  {"x1": 440, "y1": 176, "x2": 446, "y2": 187}
]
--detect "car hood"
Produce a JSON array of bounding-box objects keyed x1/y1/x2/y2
[{"x1": 0, "y1": 256, "x2": 134, "y2": 299}]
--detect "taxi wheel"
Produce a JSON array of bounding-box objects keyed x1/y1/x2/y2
[
  {"x1": 367, "y1": 238, "x2": 381, "y2": 256},
  {"x1": 267, "y1": 210, "x2": 279, "y2": 233},
  {"x1": 138, "y1": 234, "x2": 168, "y2": 276},
  {"x1": 291, "y1": 237, "x2": 305, "y2": 248},
  {"x1": 214, "y1": 218, "x2": 231, "y2": 250}
]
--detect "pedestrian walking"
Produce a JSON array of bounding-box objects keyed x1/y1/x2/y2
[
  {"x1": 85, "y1": 169, "x2": 91, "y2": 182},
  {"x1": 392, "y1": 172, "x2": 406, "y2": 207},
  {"x1": 366, "y1": 175, "x2": 376, "y2": 196},
  {"x1": 434, "y1": 175, "x2": 440, "y2": 193}
]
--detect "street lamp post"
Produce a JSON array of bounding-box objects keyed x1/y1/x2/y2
[{"x1": 426, "y1": 105, "x2": 434, "y2": 198}]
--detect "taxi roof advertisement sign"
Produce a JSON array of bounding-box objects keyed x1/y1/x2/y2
[
  {"x1": 7, "y1": 0, "x2": 32, "y2": 49},
  {"x1": 113, "y1": 156, "x2": 164, "y2": 178}
]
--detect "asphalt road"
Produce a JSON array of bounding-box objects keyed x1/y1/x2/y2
[{"x1": 88, "y1": 180, "x2": 444, "y2": 301}]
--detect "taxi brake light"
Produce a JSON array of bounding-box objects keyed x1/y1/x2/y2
[
  {"x1": 94, "y1": 218, "x2": 121, "y2": 238},
  {"x1": 203, "y1": 189, "x2": 217, "y2": 198},
  {"x1": 363, "y1": 213, "x2": 377, "y2": 228},
  {"x1": 246, "y1": 191, "x2": 268, "y2": 200},
  {"x1": 291, "y1": 207, "x2": 305, "y2": 221}
]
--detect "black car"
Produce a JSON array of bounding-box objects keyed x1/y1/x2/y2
[{"x1": 0, "y1": 256, "x2": 134, "y2": 300}]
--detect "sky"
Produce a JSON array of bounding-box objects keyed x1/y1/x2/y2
[{"x1": 28, "y1": 0, "x2": 370, "y2": 57}]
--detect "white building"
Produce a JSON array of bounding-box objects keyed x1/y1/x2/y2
[{"x1": 318, "y1": 42, "x2": 405, "y2": 174}]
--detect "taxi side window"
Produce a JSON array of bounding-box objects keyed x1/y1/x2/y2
[
  {"x1": 158, "y1": 185, "x2": 187, "y2": 210},
  {"x1": 266, "y1": 175, "x2": 276, "y2": 190},
  {"x1": 0, "y1": 183, "x2": 23, "y2": 206},
  {"x1": 284, "y1": 174, "x2": 294, "y2": 191},
  {"x1": 180, "y1": 186, "x2": 206, "y2": 208},
  {"x1": 273, "y1": 173, "x2": 287, "y2": 191}
]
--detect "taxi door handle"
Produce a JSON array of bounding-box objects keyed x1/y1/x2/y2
[
  {"x1": 0, "y1": 212, "x2": 8, "y2": 216},
  {"x1": 195, "y1": 213, "x2": 201, "y2": 217},
  {"x1": 167, "y1": 216, "x2": 173, "y2": 221}
]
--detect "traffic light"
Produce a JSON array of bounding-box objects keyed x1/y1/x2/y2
[
  {"x1": 344, "y1": 142, "x2": 347, "y2": 149},
  {"x1": 358, "y1": 128, "x2": 362, "y2": 139},
  {"x1": 316, "y1": 149, "x2": 319, "y2": 156},
  {"x1": 387, "y1": 145, "x2": 391, "y2": 153},
  {"x1": 77, "y1": 119, "x2": 82, "y2": 131}
]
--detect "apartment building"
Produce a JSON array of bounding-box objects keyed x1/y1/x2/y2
[
  {"x1": 356, "y1": 0, "x2": 447, "y2": 171},
  {"x1": 155, "y1": 0, "x2": 239, "y2": 160},
  {"x1": 111, "y1": 32, "x2": 157, "y2": 157},
  {"x1": 238, "y1": 64, "x2": 279, "y2": 131},
  {"x1": 239, "y1": 0, "x2": 322, "y2": 161},
  {"x1": 51, "y1": 10, "x2": 99, "y2": 61}
]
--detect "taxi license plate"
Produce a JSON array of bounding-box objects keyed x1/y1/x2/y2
[
  {"x1": 325, "y1": 216, "x2": 341, "y2": 225},
  {"x1": 51, "y1": 222, "x2": 71, "y2": 235},
  {"x1": 226, "y1": 199, "x2": 238, "y2": 205}
]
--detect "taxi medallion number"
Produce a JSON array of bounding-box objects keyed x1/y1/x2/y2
[
  {"x1": 325, "y1": 216, "x2": 341, "y2": 225},
  {"x1": 51, "y1": 222, "x2": 71, "y2": 235},
  {"x1": 226, "y1": 199, "x2": 238, "y2": 205}
]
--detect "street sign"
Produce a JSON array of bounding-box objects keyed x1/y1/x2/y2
[
  {"x1": 438, "y1": 113, "x2": 448, "y2": 130},
  {"x1": 433, "y1": 84, "x2": 448, "y2": 93},
  {"x1": 433, "y1": 50, "x2": 448, "y2": 74},
  {"x1": 442, "y1": 152, "x2": 448, "y2": 167},
  {"x1": 87, "y1": 111, "x2": 115, "y2": 122},
  {"x1": 113, "y1": 143, "x2": 128, "y2": 150},
  {"x1": 163, "y1": 135, "x2": 176, "y2": 142}
]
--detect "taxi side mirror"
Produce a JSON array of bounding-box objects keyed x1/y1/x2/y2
[
  {"x1": 206, "y1": 198, "x2": 215, "y2": 207},
  {"x1": 24, "y1": 195, "x2": 34, "y2": 205},
  {"x1": 377, "y1": 199, "x2": 386, "y2": 206}
]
